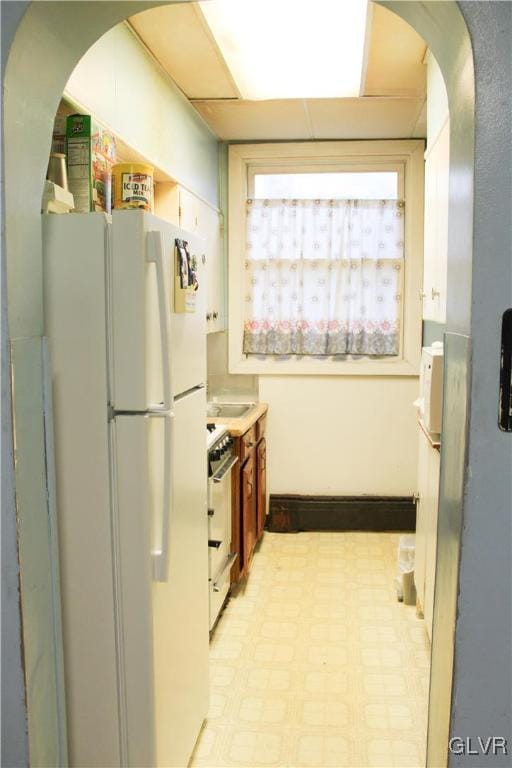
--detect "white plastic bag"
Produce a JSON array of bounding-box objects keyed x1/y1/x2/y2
[{"x1": 396, "y1": 534, "x2": 416, "y2": 605}]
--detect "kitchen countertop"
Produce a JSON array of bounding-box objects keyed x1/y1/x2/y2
[{"x1": 207, "y1": 402, "x2": 268, "y2": 437}]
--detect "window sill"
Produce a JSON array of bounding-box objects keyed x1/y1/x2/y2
[{"x1": 228, "y1": 354, "x2": 420, "y2": 377}]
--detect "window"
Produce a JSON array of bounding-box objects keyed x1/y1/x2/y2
[
  {"x1": 228, "y1": 141, "x2": 424, "y2": 376},
  {"x1": 253, "y1": 171, "x2": 399, "y2": 200}
]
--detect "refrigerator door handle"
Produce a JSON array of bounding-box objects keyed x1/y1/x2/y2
[
  {"x1": 148, "y1": 411, "x2": 173, "y2": 582},
  {"x1": 146, "y1": 231, "x2": 172, "y2": 411}
]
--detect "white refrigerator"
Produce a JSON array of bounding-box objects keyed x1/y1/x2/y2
[{"x1": 43, "y1": 210, "x2": 209, "y2": 768}]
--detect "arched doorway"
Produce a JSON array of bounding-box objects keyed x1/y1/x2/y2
[{"x1": 2, "y1": 3, "x2": 493, "y2": 767}]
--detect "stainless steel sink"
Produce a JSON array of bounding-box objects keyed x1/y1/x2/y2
[{"x1": 207, "y1": 402, "x2": 255, "y2": 418}]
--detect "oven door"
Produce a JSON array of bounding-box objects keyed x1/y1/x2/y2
[{"x1": 208, "y1": 455, "x2": 238, "y2": 629}]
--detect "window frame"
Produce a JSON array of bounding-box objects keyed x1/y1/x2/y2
[
  {"x1": 228, "y1": 140, "x2": 424, "y2": 376},
  {"x1": 249, "y1": 163, "x2": 404, "y2": 200}
]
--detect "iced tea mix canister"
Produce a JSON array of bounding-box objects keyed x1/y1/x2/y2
[{"x1": 113, "y1": 162, "x2": 154, "y2": 212}]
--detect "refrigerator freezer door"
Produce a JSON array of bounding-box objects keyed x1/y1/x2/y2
[
  {"x1": 153, "y1": 385, "x2": 209, "y2": 767},
  {"x1": 111, "y1": 211, "x2": 206, "y2": 410}
]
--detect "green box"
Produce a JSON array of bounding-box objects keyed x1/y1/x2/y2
[{"x1": 66, "y1": 114, "x2": 116, "y2": 213}]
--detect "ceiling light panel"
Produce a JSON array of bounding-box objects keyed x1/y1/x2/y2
[{"x1": 198, "y1": 0, "x2": 369, "y2": 99}]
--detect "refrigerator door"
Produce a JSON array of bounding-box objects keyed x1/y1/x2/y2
[
  {"x1": 153, "y1": 385, "x2": 209, "y2": 768},
  {"x1": 111, "y1": 211, "x2": 206, "y2": 411},
  {"x1": 111, "y1": 414, "x2": 157, "y2": 768},
  {"x1": 112, "y1": 410, "x2": 176, "y2": 766}
]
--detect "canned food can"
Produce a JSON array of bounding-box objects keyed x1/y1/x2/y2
[{"x1": 112, "y1": 162, "x2": 154, "y2": 212}]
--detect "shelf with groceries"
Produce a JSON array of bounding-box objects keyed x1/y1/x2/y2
[{"x1": 45, "y1": 98, "x2": 226, "y2": 333}]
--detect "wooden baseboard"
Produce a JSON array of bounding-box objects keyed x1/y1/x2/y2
[{"x1": 267, "y1": 495, "x2": 416, "y2": 533}]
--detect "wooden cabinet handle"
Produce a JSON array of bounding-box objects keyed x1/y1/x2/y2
[
  {"x1": 206, "y1": 313, "x2": 212, "y2": 321},
  {"x1": 213, "y1": 311, "x2": 218, "y2": 320}
]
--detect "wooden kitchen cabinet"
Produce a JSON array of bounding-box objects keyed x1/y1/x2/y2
[
  {"x1": 241, "y1": 453, "x2": 257, "y2": 575},
  {"x1": 230, "y1": 413, "x2": 267, "y2": 583},
  {"x1": 256, "y1": 438, "x2": 266, "y2": 541},
  {"x1": 415, "y1": 422, "x2": 441, "y2": 641}
]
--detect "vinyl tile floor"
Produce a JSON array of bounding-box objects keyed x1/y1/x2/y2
[{"x1": 189, "y1": 532, "x2": 430, "y2": 768}]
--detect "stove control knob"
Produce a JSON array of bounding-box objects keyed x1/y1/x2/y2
[{"x1": 212, "y1": 449, "x2": 221, "y2": 461}]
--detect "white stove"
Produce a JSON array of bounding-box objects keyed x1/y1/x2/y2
[
  {"x1": 206, "y1": 422, "x2": 228, "y2": 451},
  {"x1": 206, "y1": 422, "x2": 237, "y2": 630}
]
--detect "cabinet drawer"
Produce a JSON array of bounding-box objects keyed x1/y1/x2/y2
[
  {"x1": 240, "y1": 426, "x2": 257, "y2": 462},
  {"x1": 256, "y1": 414, "x2": 267, "y2": 441}
]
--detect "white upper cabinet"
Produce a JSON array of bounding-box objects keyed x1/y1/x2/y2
[
  {"x1": 423, "y1": 119, "x2": 449, "y2": 322},
  {"x1": 422, "y1": 52, "x2": 450, "y2": 324},
  {"x1": 177, "y1": 187, "x2": 225, "y2": 334},
  {"x1": 154, "y1": 184, "x2": 226, "y2": 334}
]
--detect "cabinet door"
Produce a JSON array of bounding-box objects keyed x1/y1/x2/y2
[
  {"x1": 179, "y1": 188, "x2": 225, "y2": 334},
  {"x1": 241, "y1": 454, "x2": 256, "y2": 576},
  {"x1": 415, "y1": 427, "x2": 430, "y2": 611},
  {"x1": 178, "y1": 187, "x2": 200, "y2": 233},
  {"x1": 424, "y1": 447, "x2": 441, "y2": 640},
  {"x1": 435, "y1": 122, "x2": 450, "y2": 323},
  {"x1": 230, "y1": 437, "x2": 242, "y2": 584},
  {"x1": 423, "y1": 119, "x2": 450, "y2": 323},
  {"x1": 256, "y1": 438, "x2": 266, "y2": 541},
  {"x1": 199, "y1": 203, "x2": 225, "y2": 334},
  {"x1": 423, "y1": 153, "x2": 437, "y2": 322}
]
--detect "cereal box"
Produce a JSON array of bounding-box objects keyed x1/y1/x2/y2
[{"x1": 66, "y1": 114, "x2": 116, "y2": 213}]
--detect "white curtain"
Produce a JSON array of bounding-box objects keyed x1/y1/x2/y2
[{"x1": 243, "y1": 198, "x2": 404, "y2": 356}]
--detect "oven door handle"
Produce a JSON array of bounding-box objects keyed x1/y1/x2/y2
[
  {"x1": 212, "y1": 553, "x2": 238, "y2": 592},
  {"x1": 212, "y1": 455, "x2": 238, "y2": 483}
]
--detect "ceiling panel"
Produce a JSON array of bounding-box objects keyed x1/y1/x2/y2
[
  {"x1": 364, "y1": 4, "x2": 427, "y2": 97},
  {"x1": 192, "y1": 97, "x2": 426, "y2": 141},
  {"x1": 129, "y1": 4, "x2": 239, "y2": 99},
  {"x1": 129, "y1": 1, "x2": 427, "y2": 142},
  {"x1": 307, "y1": 97, "x2": 426, "y2": 140},
  {"x1": 192, "y1": 99, "x2": 311, "y2": 141}
]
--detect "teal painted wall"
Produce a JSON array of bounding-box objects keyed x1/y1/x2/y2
[
  {"x1": 423, "y1": 320, "x2": 446, "y2": 346},
  {"x1": 66, "y1": 21, "x2": 219, "y2": 207}
]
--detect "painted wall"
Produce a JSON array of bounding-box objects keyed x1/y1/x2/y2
[
  {"x1": 450, "y1": 3, "x2": 512, "y2": 763},
  {"x1": 2, "y1": 2, "x2": 511, "y2": 767},
  {"x1": 207, "y1": 331, "x2": 258, "y2": 399},
  {"x1": 259, "y1": 376, "x2": 419, "y2": 496},
  {"x1": 1, "y1": 3, "x2": 30, "y2": 765},
  {"x1": 385, "y1": 3, "x2": 475, "y2": 763},
  {"x1": 65, "y1": 21, "x2": 219, "y2": 206}
]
